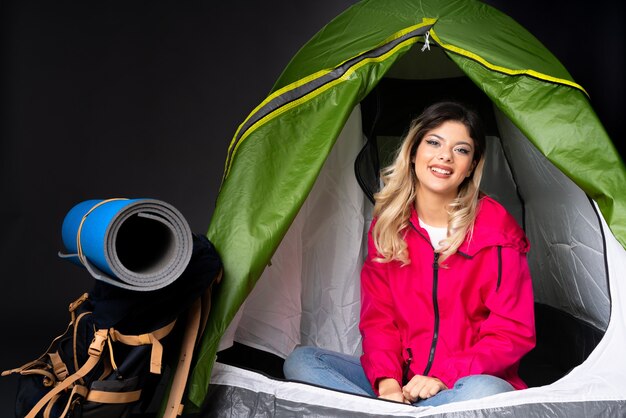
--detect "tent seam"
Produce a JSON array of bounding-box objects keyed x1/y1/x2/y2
[
  {"x1": 221, "y1": 19, "x2": 437, "y2": 182},
  {"x1": 226, "y1": 37, "x2": 420, "y2": 175},
  {"x1": 428, "y1": 29, "x2": 588, "y2": 96}
]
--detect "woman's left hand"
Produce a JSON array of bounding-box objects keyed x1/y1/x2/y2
[{"x1": 402, "y1": 375, "x2": 447, "y2": 403}]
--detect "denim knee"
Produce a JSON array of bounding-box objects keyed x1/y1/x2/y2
[
  {"x1": 453, "y1": 374, "x2": 514, "y2": 397},
  {"x1": 283, "y1": 346, "x2": 318, "y2": 380}
]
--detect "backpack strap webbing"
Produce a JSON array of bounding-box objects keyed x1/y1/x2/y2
[
  {"x1": 26, "y1": 329, "x2": 109, "y2": 418},
  {"x1": 25, "y1": 317, "x2": 174, "y2": 418},
  {"x1": 2, "y1": 360, "x2": 54, "y2": 385},
  {"x1": 48, "y1": 351, "x2": 69, "y2": 381},
  {"x1": 43, "y1": 392, "x2": 62, "y2": 418},
  {"x1": 1, "y1": 305, "x2": 86, "y2": 382},
  {"x1": 56, "y1": 384, "x2": 88, "y2": 418},
  {"x1": 86, "y1": 388, "x2": 142, "y2": 404},
  {"x1": 163, "y1": 298, "x2": 202, "y2": 418},
  {"x1": 109, "y1": 319, "x2": 177, "y2": 374},
  {"x1": 163, "y1": 269, "x2": 222, "y2": 418},
  {"x1": 73, "y1": 310, "x2": 92, "y2": 379}
]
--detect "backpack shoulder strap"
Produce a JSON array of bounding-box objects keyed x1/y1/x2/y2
[
  {"x1": 163, "y1": 298, "x2": 202, "y2": 418},
  {"x1": 163, "y1": 268, "x2": 222, "y2": 418}
]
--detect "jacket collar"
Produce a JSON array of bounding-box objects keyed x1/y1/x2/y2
[{"x1": 409, "y1": 196, "x2": 529, "y2": 257}]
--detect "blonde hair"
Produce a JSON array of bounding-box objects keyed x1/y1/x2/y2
[{"x1": 372, "y1": 102, "x2": 486, "y2": 264}]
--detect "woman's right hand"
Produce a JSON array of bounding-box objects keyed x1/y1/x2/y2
[
  {"x1": 402, "y1": 374, "x2": 447, "y2": 403},
  {"x1": 377, "y1": 378, "x2": 410, "y2": 403}
]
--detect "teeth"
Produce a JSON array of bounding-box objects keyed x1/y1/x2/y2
[{"x1": 431, "y1": 167, "x2": 451, "y2": 175}]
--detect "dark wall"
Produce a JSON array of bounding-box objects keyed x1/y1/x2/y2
[
  {"x1": 0, "y1": 0, "x2": 359, "y2": 411},
  {"x1": 1, "y1": 0, "x2": 623, "y2": 413}
]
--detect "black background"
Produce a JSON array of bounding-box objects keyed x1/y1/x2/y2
[{"x1": 1, "y1": 0, "x2": 623, "y2": 413}]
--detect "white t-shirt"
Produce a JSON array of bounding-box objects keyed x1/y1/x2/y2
[{"x1": 418, "y1": 218, "x2": 448, "y2": 250}]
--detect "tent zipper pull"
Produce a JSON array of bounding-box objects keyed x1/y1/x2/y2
[{"x1": 421, "y1": 31, "x2": 431, "y2": 52}]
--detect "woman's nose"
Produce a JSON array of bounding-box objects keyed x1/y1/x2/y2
[{"x1": 437, "y1": 149, "x2": 452, "y2": 161}]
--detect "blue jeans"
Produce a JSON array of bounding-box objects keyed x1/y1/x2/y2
[{"x1": 283, "y1": 346, "x2": 515, "y2": 407}]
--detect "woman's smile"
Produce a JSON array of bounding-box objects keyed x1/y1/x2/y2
[{"x1": 429, "y1": 164, "x2": 453, "y2": 177}]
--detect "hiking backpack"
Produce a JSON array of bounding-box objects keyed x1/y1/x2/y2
[{"x1": 2, "y1": 234, "x2": 222, "y2": 418}]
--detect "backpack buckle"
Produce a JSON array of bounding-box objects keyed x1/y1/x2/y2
[{"x1": 88, "y1": 330, "x2": 109, "y2": 357}]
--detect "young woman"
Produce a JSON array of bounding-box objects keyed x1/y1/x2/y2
[{"x1": 283, "y1": 101, "x2": 535, "y2": 407}]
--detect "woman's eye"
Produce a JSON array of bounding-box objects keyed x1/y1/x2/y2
[
  {"x1": 455, "y1": 148, "x2": 470, "y2": 155},
  {"x1": 426, "y1": 139, "x2": 440, "y2": 146}
]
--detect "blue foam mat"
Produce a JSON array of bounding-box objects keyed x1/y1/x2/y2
[{"x1": 60, "y1": 198, "x2": 193, "y2": 291}]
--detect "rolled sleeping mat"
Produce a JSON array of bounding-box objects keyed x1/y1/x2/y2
[{"x1": 59, "y1": 198, "x2": 193, "y2": 291}]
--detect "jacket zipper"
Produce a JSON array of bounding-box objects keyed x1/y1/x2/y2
[
  {"x1": 402, "y1": 347, "x2": 413, "y2": 385},
  {"x1": 408, "y1": 222, "x2": 441, "y2": 377},
  {"x1": 423, "y1": 252, "x2": 440, "y2": 376}
]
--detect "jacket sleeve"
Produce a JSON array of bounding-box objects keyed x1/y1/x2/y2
[
  {"x1": 432, "y1": 246, "x2": 536, "y2": 389},
  {"x1": 359, "y1": 225, "x2": 404, "y2": 394}
]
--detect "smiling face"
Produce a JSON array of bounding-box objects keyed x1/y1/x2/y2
[{"x1": 413, "y1": 120, "x2": 476, "y2": 204}]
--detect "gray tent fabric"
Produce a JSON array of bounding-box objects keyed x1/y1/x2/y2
[
  {"x1": 204, "y1": 362, "x2": 626, "y2": 417},
  {"x1": 491, "y1": 111, "x2": 610, "y2": 332}
]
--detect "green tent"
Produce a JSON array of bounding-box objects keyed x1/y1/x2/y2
[{"x1": 186, "y1": 0, "x2": 626, "y2": 415}]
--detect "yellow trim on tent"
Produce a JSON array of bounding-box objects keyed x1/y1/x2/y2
[
  {"x1": 428, "y1": 29, "x2": 588, "y2": 96},
  {"x1": 226, "y1": 38, "x2": 420, "y2": 175},
  {"x1": 222, "y1": 18, "x2": 437, "y2": 179}
]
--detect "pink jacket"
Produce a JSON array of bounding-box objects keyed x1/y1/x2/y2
[{"x1": 360, "y1": 196, "x2": 535, "y2": 393}]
